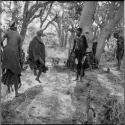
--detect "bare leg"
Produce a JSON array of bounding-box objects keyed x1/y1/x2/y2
[
  {"x1": 34, "y1": 69, "x2": 37, "y2": 76},
  {"x1": 14, "y1": 75, "x2": 22, "y2": 97},
  {"x1": 14, "y1": 82, "x2": 19, "y2": 97},
  {"x1": 80, "y1": 68, "x2": 83, "y2": 82},
  {"x1": 35, "y1": 69, "x2": 42, "y2": 83},
  {"x1": 74, "y1": 64, "x2": 79, "y2": 81}
]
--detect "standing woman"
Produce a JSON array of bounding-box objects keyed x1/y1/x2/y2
[{"x1": 1, "y1": 22, "x2": 22, "y2": 97}]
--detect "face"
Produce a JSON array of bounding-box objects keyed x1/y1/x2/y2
[
  {"x1": 85, "y1": 32, "x2": 89, "y2": 39},
  {"x1": 76, "y1": 30, "x2": 81, "y2": 36},
  {"x1": 40, "y1": 34, "x2": 46, "y2": 38}
]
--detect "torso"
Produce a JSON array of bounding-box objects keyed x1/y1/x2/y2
[
  {"x1": 5, "y1": 30, "x2": 21, "y2": 50},
  {"x1": 117, "y1": 36, "x2": 124, "y2": 50}
]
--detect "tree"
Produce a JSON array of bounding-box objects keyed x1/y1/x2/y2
[
  {"x1": 95, "y1": 1, "x2": 124, "y2": 62},
  {"x1": 20, "y1": 1, "x2": 53, "y2": 43},
  {"x1": 39, "y1": 1, "x2": 57, "y2": 31},
  {"x1": 1, "y1": 1, "x2": 55, "y2": 44},
  {"x1": 50, "y1": 2, "x2": 82, "y2": 48},
  {"x1": 79, "y1": 1, "x2": 97, "y2": 42},
  {"x1": 79, "y1": 1, "x2": 124, "y2": 63},
  {"x1": 49, "y1": 3, "x2": 68, "y2": 47},
  {"x1": 0, "y1": 0, "x2": 2, "y2": 122}
]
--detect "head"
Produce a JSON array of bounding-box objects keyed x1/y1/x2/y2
[
  {"x1": 37, "y1": 30, "x2": 46, "y2": 37},
  {"x1": 84, "y1": 31, "x2": 89, "y2": 39},
  {"x1": 9, "y1": 21, "x2": 17, "y2": 31},
  {"x1": 76, "y1": 28, "x2": 82, "y2": 36},
  {"x1": 114, "y1": 32, "x2": 119, "y2": 39}
]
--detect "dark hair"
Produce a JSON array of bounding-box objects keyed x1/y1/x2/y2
[
  {"x1": 77, "y1": 28, "x2": 82, "y2": 33},
  {"x1": 114, "y1": 32, "x2": 119, "y2": 38},
  {"x1": 10, "y1": 26, "x2": 17, "y2": 31},
  {"x1": 10, "y1": 22, "x2": 17, "y2": 31}
]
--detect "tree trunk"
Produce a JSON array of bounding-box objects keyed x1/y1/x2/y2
[
  {"x1": 68, "y1": 31, "x2": 75, "y2": 57},
  {"x1": 12, "y1": 1, "x2": 18, "y2": 24},
  {"x1": 79, "y1": 1, "x2": 97, "y2": 41},
  {"x1": 61, "y1": 29, "x2": 65, "y2": 47},
  {"x1": 58, "y1": 30, "x2": 63, "y2": 47},
  {"x1": 58, "y1": 23, "x2": 63, "y2": 47},
  {"x1": 0, "y1": 0, "x2": 2, "y2": 121},
  {"x1": 95, "y1": 3, "x2": 124, "y2": 62},
  {"x1": 20, "y1": 21, "x2": 28, "y2": 45},
  {"x1": 64, "y1": 31, "x2": 68, "y2": 48}
]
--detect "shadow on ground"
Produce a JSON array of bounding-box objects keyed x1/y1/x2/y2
[{"x1": 1, "y1": 62, "x2": 124, "y2": 124}]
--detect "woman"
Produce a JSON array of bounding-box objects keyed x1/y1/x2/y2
[{"x1": 1, "y1": 22, "x2": 22, "y2": 97}]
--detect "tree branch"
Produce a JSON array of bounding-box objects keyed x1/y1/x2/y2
[
  {"x1": 108, "y1": 2, "x2": 115, "y2": 20},
  {"x1": 28, "y1": 1, "x2": 38, "y2": 13},
  {"x1": 40, "y1": 5, "x2": 48, "y2": 28},
  {"x1": 42, "y1": 2, "x2": 54, "y2": 24},
  {"x1": 42, "y1": 15, "x2": 57, "y2": 31},
  {"x1": 50, "y1": 21, "x2": 58, "y2": 29},
  {"x1": 29, "y1": 9, "x2": 43, "y2": 24},
  {"x1": 22, "y1": 1, "x2": 30, "y2": 21},
  {"x1": 28, "y1": 1, "x2": 50, "y2": 23}
]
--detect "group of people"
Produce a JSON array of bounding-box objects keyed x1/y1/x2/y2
[
  {"x1": 68, "y1": 27, "x2": 124, "y2": 81},
  {"x1": 1, "y1": 22, "x2": 47, "y2": 97},
  {"x1": 113, "y1": 32, "x2": 124, "y2": 70},
  {"x1": 0, "y1": 21, "x2": 124, "y2": 97}
]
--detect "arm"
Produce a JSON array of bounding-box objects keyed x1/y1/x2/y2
[
  {"x1": 72, "y1": 39, "x2": 76, "y2": 52},
  {"x1": 1, "y1": 33, "x2": 7, "y2": 49},
  {"x1": 18, "y1": 36, "x2": 23, "y2": 61},
  {"x1": 39, "y1": 57, "x2": 45, "y2": 66}
]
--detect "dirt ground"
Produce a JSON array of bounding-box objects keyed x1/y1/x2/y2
[{"x1": 1, "y1": 52, "x2": 124, "y2": 124}]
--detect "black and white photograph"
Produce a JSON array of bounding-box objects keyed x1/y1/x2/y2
[{"x1": 0, "y1": 1, "x2": 124, "y2": 124}]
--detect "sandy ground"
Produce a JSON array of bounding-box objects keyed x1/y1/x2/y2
[
  {"x1": 1, "y1": 60, "x2": 124, "y2": 124},
  {"x1": 1, "y1": 48, "x2": 124, "y2": 124}
]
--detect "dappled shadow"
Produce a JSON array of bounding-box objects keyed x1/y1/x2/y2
[{"x1": 1, "y1": 60, "x2": 124, "y2": 124}]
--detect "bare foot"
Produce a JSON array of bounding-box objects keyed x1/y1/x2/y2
[{"x1": 35, "y1": 78, "x2": 41, "y2": 83}]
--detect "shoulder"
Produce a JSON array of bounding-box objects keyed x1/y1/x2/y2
[
  {"x1": 31, "y1": 36, "x2": 37, "y2": 42},
  {"x1": 81, "y1": 35, "x2": 86, "y2": 39},
  {"x1": 81, "y1": 35, "x2": 87, "y2": 41}
]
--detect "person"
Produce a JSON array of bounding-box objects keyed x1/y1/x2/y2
[
  {"x1": 114, "y1": 32, "x2": 124, "y2": 70},
  {"x1": 1, "y1": 21, "x2": 22, "y2": 97},
  {"x1": 28, "y1": 30, "x2": 48, "y2": 83},
  {"x1": 72, "y1": 28, "x2": 88, "y2": 81}
]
